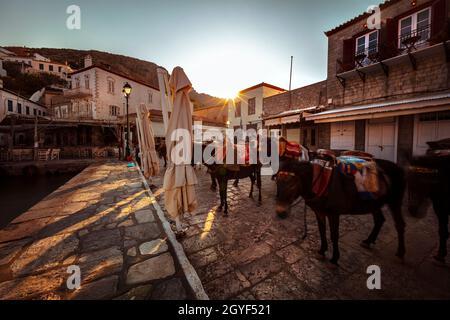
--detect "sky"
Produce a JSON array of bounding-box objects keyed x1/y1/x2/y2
[{"x1": 0, "y1": 0, "x2": 377, "y2": 98}]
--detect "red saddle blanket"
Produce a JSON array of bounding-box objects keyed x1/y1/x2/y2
[
  {"x1": 216, "y1": 143, "x2": 251, "y2": 165},
  {"x1": 280, "y1": 140, "x2": 302, "y2": 159},
  {"x1": 311, "y1": 162, "x2": 333, "y2": 198}
]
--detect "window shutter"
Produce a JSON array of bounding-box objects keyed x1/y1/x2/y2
[
  {"x1": 430, "y1": 0, "x2": 448, "y2": 44},
  {"x1": 342, "y1": 38, "x2": 355, "y2": 71},
  {"x1": 381, "y1": 18, "x2": 398, "y2": 59}
]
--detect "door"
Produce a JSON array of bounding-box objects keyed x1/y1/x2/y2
[
  {"x1": 331, "y1": 121, "x2": 355, "y2": 150},
  {"x1": 414, "y1": 111, "x2": 450, "y2": 155},
  {"x1": 366, "y1": 118, "x2": 396, "y2": 161}
]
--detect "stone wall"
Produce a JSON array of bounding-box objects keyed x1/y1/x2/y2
[{"x1": 263, "y1": 81, "x2": 327, "y2": 117}]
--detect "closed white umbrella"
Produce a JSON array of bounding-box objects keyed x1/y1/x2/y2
[
  {"x1": 163, "y1": 67, "x2": 198, "y2": 233},
  {"x1": 135, "y1": 103, "x2": 160, "y2": 178}
]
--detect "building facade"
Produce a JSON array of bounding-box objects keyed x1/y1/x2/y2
[
  {"x1": 263, "y1": 81, "x2": 328, "y2": 150},
  {"x1": 0, "y1": 48, "x2": 73, "y2": 80},
  {"x1": 228, "y1": 83, "x2": 286, "y2": 131},
  {"x1": 264, "y1": 0, "x2": 450, "y2": 163},
  {"x1": 53, "y1": 58, "x2": 165, "y2": 137},
  {"x1": 307, "y1": 0, "x2": 450, "y2": 163}
]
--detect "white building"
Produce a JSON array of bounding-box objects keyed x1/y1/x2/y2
[
  {"x1": 0, "y1": 48, "x2": 72, "y2": 80},
  {"x1": 228, "y1": 83, "x2": 286, "y2": 131},
  {"x1": 0, "y1": 82, "x2": 48, "y2": 125},
  {"x1": 53, "y1": 56, "x2": 165, "y2": 136}
]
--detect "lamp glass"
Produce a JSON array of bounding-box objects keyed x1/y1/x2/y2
[{"x1": 122, "y1": 83, "x2": 132, "y2": 96}]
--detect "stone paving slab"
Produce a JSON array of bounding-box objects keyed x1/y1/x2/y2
[
  {"x1": 0, "y1": 161, "x2": 192, "y2": 300},
  {"x1": 152, "y1": 166, "x2": 450, "y2": 300}
]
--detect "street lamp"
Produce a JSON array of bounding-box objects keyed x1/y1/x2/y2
[{"x1": 122, "y1": 82, "x2": 132, "y2": 159}]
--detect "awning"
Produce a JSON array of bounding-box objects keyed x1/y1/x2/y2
[
  {"x1": 305, "y1": 93, "x2": 450, "y2": 123},
  {"x1": 264, "y1": 106, "x2": 317, "y2": 127}
]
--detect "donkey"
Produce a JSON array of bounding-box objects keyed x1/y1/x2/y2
[
  {"x1": 275, "y1": 157, "x2": 406, "y2": 265},
  {"x1": 407, "y1": 149, "x2": 450, "y2": 262}
]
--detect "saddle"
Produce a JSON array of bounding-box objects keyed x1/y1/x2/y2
[
  {"x1": 311, "y1": 150, "x2": 382, "y2": 201},
  {"x1": 216, "y1": 143, "x2": 252, "y2": 171}
]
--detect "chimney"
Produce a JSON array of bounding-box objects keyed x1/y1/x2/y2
[{"x1": 84, "y1": 55, "x2": 93, "y2": 68}]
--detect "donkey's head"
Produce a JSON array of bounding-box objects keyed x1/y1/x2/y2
[{"x1": 275, "y1": 160, "x2": 313, "y2": 219}]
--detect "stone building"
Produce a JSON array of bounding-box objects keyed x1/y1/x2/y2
[
  {"x1": 263, "y1": 81, "x2": 328, "y2": 150},
  {"x1": 308, "y1": 0, "x2": 450, "y2": 163},
  {"x1": 265, "y1": 0, "x2": 450, "y2": 162}
]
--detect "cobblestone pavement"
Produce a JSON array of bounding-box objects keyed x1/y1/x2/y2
[
  {"x1": 152, "y1": 167, "x2": 450, "y2": 300},
  {"x1": 0, "y1": 161, "x2": 192, "y2": 300}
]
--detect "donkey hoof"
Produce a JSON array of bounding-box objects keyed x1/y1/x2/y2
[
  {"x1": 328, "y1": 259, "x2": 339, "y2": 269},
  {"x1": 396, "y1": 249, "x2": 406, "y2": 259}
]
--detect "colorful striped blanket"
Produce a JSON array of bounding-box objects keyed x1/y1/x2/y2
[{"x1": 336, "y1": 156, "x2": 379, "y2": 200}]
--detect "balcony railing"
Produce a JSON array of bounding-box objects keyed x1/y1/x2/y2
[
  {"x1": 354, "y1": 45, "x2": 380, "y2": 68},
  {"x1": 398, "y1": 24, "x2": 431, "y2": 53}
]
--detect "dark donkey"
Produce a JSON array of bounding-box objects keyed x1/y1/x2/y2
[
  {"x1": 199, "y1": 136, "x2": 274, "y2": 215},
  {"x1": 275, "y1": 156, "x2": 406, "y2": 265},
  {"x1": 407, "y1": 139, "x2": 450, "y2": 262}
]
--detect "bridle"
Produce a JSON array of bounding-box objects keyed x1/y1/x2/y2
[{"x1": 277, "y1": 163, "x2": 325, "y2": 240}]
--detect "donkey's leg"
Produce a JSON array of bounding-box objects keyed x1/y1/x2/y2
[
  {"x1": 249, "y1": 173, "x2": 255, "y2": 198},
  {"x1": 435, "y1": 203, "x2": 449, "y2": 261},
  {"x1": 233, "y1": 178, "x2": 239, "y2": 187},
  {"x1": 257, "y1": 167, "x2": 262, "y2": 203},
  {"x1": 315, "y1": 212, "x2": 328, "y2": 256},
  {"x1": 223, "y1": 179, "x2": 229, "y2": 216},
  {"x1": 362, "y1": 209, "x2": 385, "y2": 248},
  {"x1": 217, "y1": 178, "x2": 224, "y2": 212},
  {"x1": 388, "y1": 203, "x2": 406, "y2": 258},
  {"x1": 328, "y1": 214, "x2": 341, "y2": 265},
  {"x1": 210, "y1": 173, "x2": 217, "y2": 191}
]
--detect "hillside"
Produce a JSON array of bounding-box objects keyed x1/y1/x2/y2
[{"x1": 4, "y1": 46, "x2": 225, "y2": 107}]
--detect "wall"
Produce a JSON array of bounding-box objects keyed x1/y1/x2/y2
[
  {"x1": 263, "y1": 81, "x2": 327, "y2": 116},
  {"x1": 228, "y1": 85, "x2": 285, "y2": 129}
]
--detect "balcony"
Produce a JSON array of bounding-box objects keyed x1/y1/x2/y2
[
  {"x1": 63, "y1": 87, "x2": 92, "y2": 99},
  {"x1": 335, "y1": 24, "x2": 449, "y2": 88}
]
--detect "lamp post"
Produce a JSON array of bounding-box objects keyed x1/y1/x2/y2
[{"x1": 122, "y1": 82, "x2": 132, "y2": 159}]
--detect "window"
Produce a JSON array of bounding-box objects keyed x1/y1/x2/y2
[
  {"x1": 38, "y1": 110, "x2": 42, "y2": 116},
  {"x1": 39, "y1": 63, "x2": 44, "y2": 70},
  {"x1": 107, "y1": 79, "x2": 115, "y2": 94},
  {"x1": 49, "y1": 65, "x2": 54, "y2": 72},
  {"x1": 75, "y1": 77, "x2": 80, "y2": 88},
  {"x1": 235, "y1": 101, "x2": 241, "y2": 117},
  {"x1": 109, "y1": 105, "x2": 119, "y2": 116},
  {"x1": 33, "y1": 108, "x2": 37, "y2": 116},
  {"x1": 7, "y1": 100, "x2": 13, "y2": 112},
  {"x1": 84, "y1": 75, "x2": 90, "y2": 89},
  {"x1": 399, "y1": 8, "x2": 431, "y2": 49},
  {"x1": 26, "y1": 106, "x2": 30, "y2": 115},
  {"x1": 355, "y1": 30, "x2": 378, "y2": 66},
  {"x1": 148, "y1": 92, "x2": 153, "y2": 103},
  {"x1": 248, "y1": 98, "x2": 256, "y2": 115},
  {"x1": 17, "y1": 103, "x2": 22, "y2": 114},
  {"x1": 58, "y1": 66, "x2": 62, "y2": 73}
]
